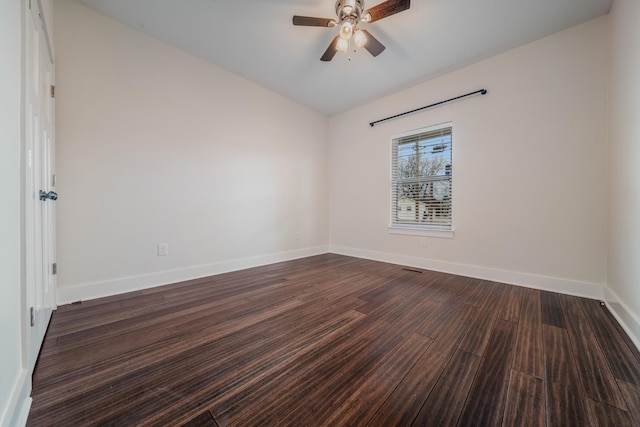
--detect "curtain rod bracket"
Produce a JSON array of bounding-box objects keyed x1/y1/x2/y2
[{"x1": 369, "y1": 88, "x2": 488, "y2": 127}]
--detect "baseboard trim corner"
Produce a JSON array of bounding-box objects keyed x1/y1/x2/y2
[{"x1": 604, "y1": 286, "x2": 640, "y2": 352}]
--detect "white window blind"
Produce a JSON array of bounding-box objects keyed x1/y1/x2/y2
[{"x1": 391, "y1": 123, "x2": 452, "y2": 230}]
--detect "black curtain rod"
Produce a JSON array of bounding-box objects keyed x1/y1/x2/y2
[{"x1": 369, "y1": 89, "x2": 488, "y2": 127}]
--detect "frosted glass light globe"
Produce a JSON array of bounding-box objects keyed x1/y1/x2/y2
[{"x1": 340, "y1": 21, "x2": 353, "y2": 40}]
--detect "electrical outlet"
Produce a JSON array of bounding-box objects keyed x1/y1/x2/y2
[
  {"x1": 158, "y1": 243, "x2": 169, "y2": 256},
  {"x1": 420, "y1": 237, "x2": 428, "y2": 247}
]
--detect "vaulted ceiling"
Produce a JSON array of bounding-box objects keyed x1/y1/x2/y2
[{"x1": 74, "y1": 0, "x2": 612, "y2": 115}]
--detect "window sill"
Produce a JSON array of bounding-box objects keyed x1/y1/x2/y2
[{"x1": 388, "y1": 226, "x2": 454, "y2": 239}]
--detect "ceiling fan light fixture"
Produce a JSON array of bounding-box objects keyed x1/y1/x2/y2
[
  {"x1": 293, "y1": 0, "x2": 411, "y2": 61},
  {"x1": 354, "y1": 29, "x2": 367, "y2": 48},
  {"x1": 336, "y1": 37, "x2": 349, "y2": 52}
]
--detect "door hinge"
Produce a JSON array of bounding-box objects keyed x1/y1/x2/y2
[
  {"x1": 52, "y1": 263, "x2": 57, "y2": 275},
  {"x1": 51, "y1": 174, "x2": 56, "y2": 186},
  {"x1": 28, "y1": 0, "x2": 31, "y2": 10},
  {"x1": 30, "y1": 307, "x2": 35, "y2": 327},
  {"x1": 50, "y1": 85, "x2": 55, "y2": 98}
]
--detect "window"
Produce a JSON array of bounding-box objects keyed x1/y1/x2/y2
[{"x1": 390, "y1": 122, "x2": 453, "y2": 238}]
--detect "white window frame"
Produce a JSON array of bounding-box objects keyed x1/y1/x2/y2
[{"x1": 388, "y1": 122, "x2": 454, "y2": 239}]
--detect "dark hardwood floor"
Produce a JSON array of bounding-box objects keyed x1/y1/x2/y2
[{"x1": 28, "y1": 254, "x2": 640, "y2": 426}]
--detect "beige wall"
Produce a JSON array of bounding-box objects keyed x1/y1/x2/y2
[
  {"x1": 5, "y1": 0, "x2": 637, "y2": 423},
  {"x1": 329, "y1": 17, "x2": 609, "y2": 296},
  {"x1": 54, "y1": 0, "x2": 330, "y2": 302},
  {"x1": 607, "y1": 0, "x2": 640, "y2": 344},
  {"x1": 53, "y1": 0, "x2": 638, "y2": 344}
]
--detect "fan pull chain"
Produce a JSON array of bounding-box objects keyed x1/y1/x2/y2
[{"x1": 348, "y1": 37, "x2": 353, "y2": 61}]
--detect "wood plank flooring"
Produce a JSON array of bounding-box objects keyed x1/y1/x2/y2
[{"x1": 28, "y1": 254, "x2": 640, "y2": 426}]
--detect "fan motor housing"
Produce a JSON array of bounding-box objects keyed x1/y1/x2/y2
[{"x1": 335, "y1": 0, "x2": 364, "y2": 21}]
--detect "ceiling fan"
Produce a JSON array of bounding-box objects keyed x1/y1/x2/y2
[{"x1": 293, "y1": 0, "x2": 410, "y2": 61}]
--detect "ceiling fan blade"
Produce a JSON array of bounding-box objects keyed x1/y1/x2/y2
[
  {"x1": 363, "y1": 0, "x2": 410, "y2": 23},
  {"x1": 292, "y1": 16, "x2": 336, "y2": 27},
  {"x1": 320, "y1": 35, "x2": 340, "y2": 61},
  {"x1": 361, "y1": 30, "x2": 386, "y2": 57}
]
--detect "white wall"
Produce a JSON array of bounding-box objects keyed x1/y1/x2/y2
[
  {"x1": 607, "y1": 0, "x2": 640, "y2": 347},
  {"x1": 329, "y1": 17, "x2": 609, "y2": 298},
  {"x1": 0, "y1": 2, "x2": 25, "y2": 426},
  {"x1": 52, "y1": 0, "x2": 639, "y2": 348},
  {"x1": 54, "y1": 0, "x2": 329, "y2": 303}
]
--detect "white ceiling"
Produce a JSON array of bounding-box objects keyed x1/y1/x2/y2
[{"x1": 73, "y1": 0, "x2": 612, "y2": 115}]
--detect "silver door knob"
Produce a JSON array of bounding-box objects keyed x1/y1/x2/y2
[{"x1": 39, "y1": 190, "x2": 58, "y2": 201}]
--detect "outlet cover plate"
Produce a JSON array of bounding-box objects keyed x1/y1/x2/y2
[{"x1": 158, "y1": 243, "x2": 169, "y2": 256}]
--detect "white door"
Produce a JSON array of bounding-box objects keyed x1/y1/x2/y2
[{"x1": 24, "y1": 0, "x2": 56, "y2": 373}]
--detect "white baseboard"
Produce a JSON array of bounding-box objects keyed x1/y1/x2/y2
[
  {"x1": 11, "y1": 398, "x2": 31, "y2": 427},
  {"x1": 53, "y1": 245, "x2": 639, "y2": 352},
  {"x1": 2, "y1": 369, "x2": 31, "y2": 427},
  {"x1": 604, "y1": 286, "x2": 640, "y2": 352},
  {"x1": 330, "y1": 245, "x2": 604, "y2": 300},
  {"x1": 56, "y1": 246, "x2": 329, "y2": 305}
]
